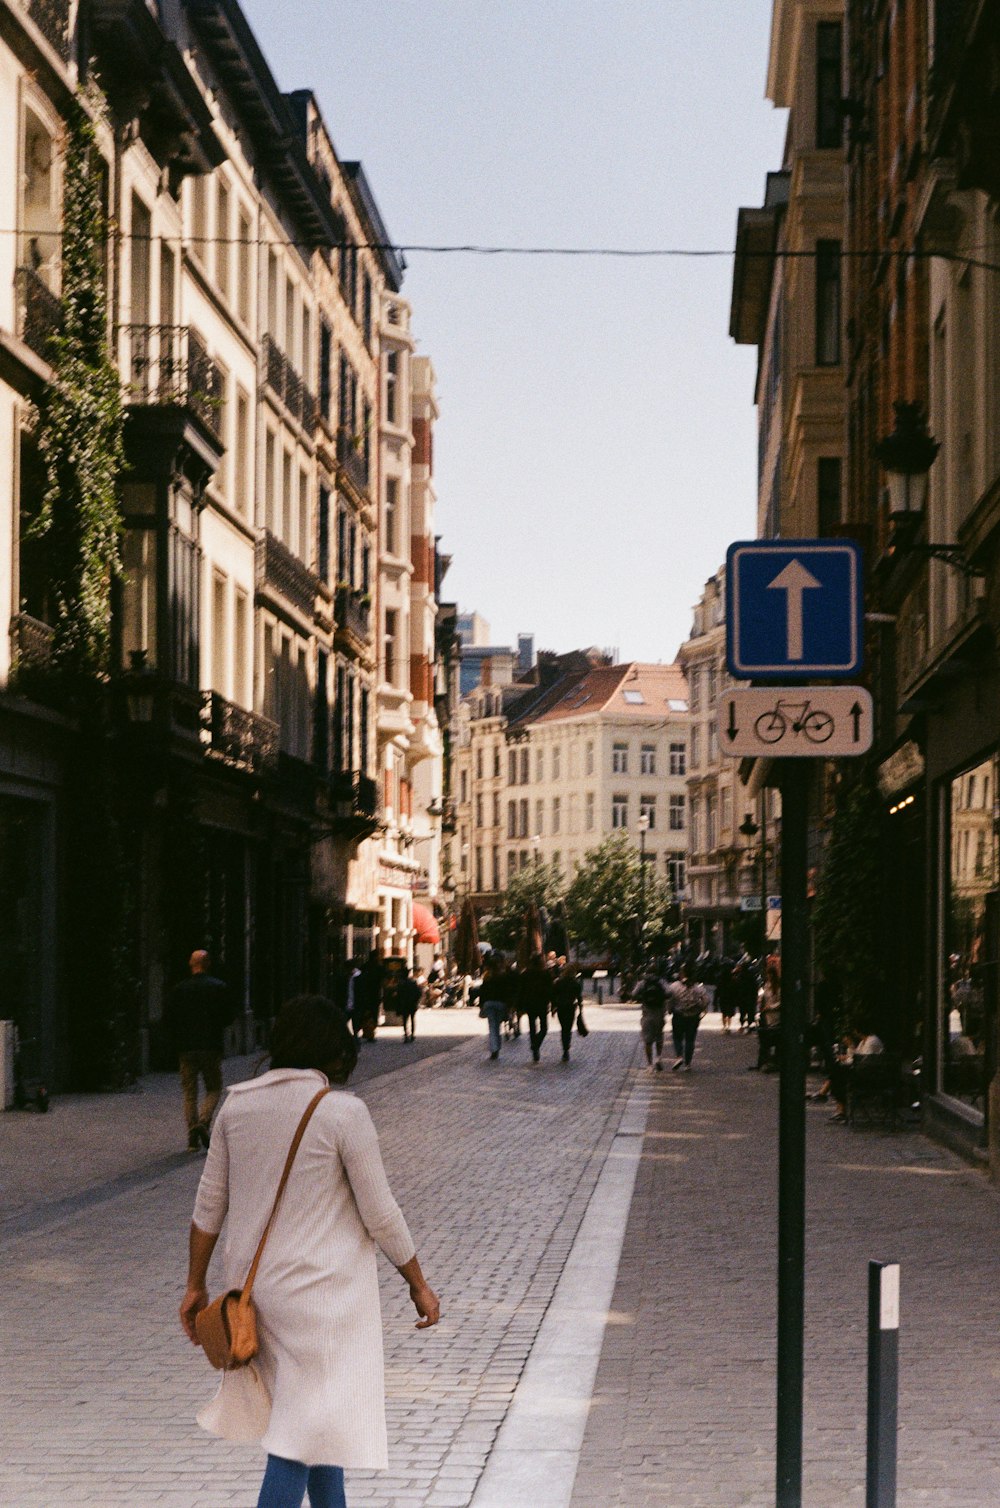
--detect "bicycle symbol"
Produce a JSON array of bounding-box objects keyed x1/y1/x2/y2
[{"x1": 754, "y1": 697, "x2": 835, "y2": 745}]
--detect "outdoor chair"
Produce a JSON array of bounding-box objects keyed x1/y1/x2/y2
[{"x1": 846, "y1": 1052, "x2": 904, "y2": 1130}]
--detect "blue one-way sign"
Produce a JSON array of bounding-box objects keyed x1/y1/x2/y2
[{"x1": 726, "y1": 539, "x2": 864, "y2": 680}]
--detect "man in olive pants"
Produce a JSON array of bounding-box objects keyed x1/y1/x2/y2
[{"x1": 163, "y1": 950, "x2": 233, "y2": 1151}]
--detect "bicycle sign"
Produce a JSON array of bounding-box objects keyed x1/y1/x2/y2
[{"x1": 720, "y1": 686, "x2": 873, "y2": 759}]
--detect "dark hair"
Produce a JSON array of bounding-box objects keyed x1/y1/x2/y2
[{"x1": 269, "y1": 995, "x2": 358, "y2": 1082}]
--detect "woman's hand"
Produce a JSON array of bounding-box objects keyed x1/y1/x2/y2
[
  {"x1": 180, "y1": 1284, "x2": 209, "y2": 1344},
  {"x1": 409, "y1": 1281, "x2": 441, "y2": 1330}
]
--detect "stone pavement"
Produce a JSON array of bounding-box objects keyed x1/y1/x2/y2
[
  {"x1": 0, "y1": 1004, "x2": 639, "y2": 1506},
  {"x1": 570, "y1": 1023, "x2": 1000, "y2": 1508},
  {"x1": 3, "y1": 1007, "x2": 1000, "y2": 1507}
]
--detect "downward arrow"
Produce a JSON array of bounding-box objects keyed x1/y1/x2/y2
[
  {"x1": 727, "y1": 700, "x2": 739, "y2": 740},
  {"x1": 767, "y1": 559, "x2": 822, "y2": 661}
]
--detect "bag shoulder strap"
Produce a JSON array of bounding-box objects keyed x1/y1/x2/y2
[{"x1": 239, "y1": 1085, "x2": 332, "y2": 1308}]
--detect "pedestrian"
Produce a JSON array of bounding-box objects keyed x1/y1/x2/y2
[
  {"x1": 516, "y1": 952, "x2": 553, "y2": 1062},
  {"x1": 735, "y1": 954, "x2": 759, "y2": 1032},
  {"x1": 668, "y1": 966, "x2": 709, "y2": 1071},
  {"x1": 478, "y1": 951, "x2": 514, "y2": 1061},
  {"x1": 180, "y1": 994, "x2": 440, "y2": 1508},
  {"x1": 163, "y1": 949, "x2": 234, "y2": 1152},
  {"x1": 636, "y1": 970, "x2": 669, "y2": 1072},
  {"x1": 396, "y1": 967, "x2": 423, "y2": 1043},
  {"x1": 751, "y1": 958, "x2": 781, "y2": 1071},
  {"x1": 352, "y1": 954, "x2": 383, "y2": 1041},
  {"x1": 716, "y1": 956, "x2": 737, "y2": 1034},
  {"x1": 551, "y1": 962, "x2": 583, "y2": 1063}
]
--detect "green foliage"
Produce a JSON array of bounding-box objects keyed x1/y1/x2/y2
[
  {"x1": 482, "y1": 860, "x2": 563, "y2": 950},
  {"x1": 564, "y1": 832, "x2": 677, "y2": 965},
  {"x1": 33, "y1": 93, "x2": 124, "y2": 679},
  {"x1": 812, "y1": 767, "x2": 888, "y2": 1032}
]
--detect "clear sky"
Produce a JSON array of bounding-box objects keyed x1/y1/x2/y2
[{"x1": 241, "y1": 0, "x2": 789, "y2": 663}]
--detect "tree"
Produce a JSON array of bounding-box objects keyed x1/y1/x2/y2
[
  {"x1": 564, "y1": 833, "x2": 676, "y2": 967},
  {"x1": 481, "y1": 860, "x2": 564, "y2": 952},
  {"x1": 812, "y1": 767, "x2": 888, "y2": 1035}
]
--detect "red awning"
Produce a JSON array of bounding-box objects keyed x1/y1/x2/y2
[{"x1": 412, "y1": 902, "x2": 440, "y2": 944}]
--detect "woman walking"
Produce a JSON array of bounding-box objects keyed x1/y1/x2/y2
[
  {"x1": 179, "y1": 995, "x2": 440, "y2": 1508},
  {"x1": 669, "y1": 966, "x2": 709, "y2": 1071},
  {"x1": 479, "y1": 952, "x2": 515, "y2": 1060}
]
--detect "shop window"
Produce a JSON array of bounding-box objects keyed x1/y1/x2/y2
[{"x1": 940, "y1": 753, "x2": 999, "y2": 1115}]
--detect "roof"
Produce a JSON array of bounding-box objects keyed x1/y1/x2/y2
[{"x1": 513, "y1": 662, "x2": 689, "y2": 730}]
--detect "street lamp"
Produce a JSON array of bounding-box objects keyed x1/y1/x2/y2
[
  {"x1": 876, "y1": 401, "x2": 983, "y2": 584},
  {"x1": 531, "y1": 833, "x2": 541, "y2": 864},
  {"x1": 739, "y1": 809, "x2": 767, "y2": 956},
  {"x1": 637, "y1": 812, "x2": 650, "y2": 968}
]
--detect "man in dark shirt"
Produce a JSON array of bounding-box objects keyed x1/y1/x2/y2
[{"x1": 163, "y1": 950, "x2": 232, "y2": 1151}]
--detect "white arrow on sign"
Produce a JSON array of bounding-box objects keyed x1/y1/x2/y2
[{"x1": 766, "y1": 559, "x2": 822, "y2": 661}]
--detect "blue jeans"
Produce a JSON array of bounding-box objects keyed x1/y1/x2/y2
[
  {"x1": 257, "y1": 1454, "x2": 346, "y2": 1508},
  {"x1": 483, "y1": 1001, "x2": 506, "y2": 1054}
]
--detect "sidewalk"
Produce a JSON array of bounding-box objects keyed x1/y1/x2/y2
[
  {"x1": 570, "y1": 1023, "x2": 1000, "y2": 1508},
  {"x1": 0, "y1": 1009, "x2": 477, "y2": 1238}
]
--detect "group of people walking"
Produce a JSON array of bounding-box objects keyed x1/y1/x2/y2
[{"x1": 475, "y1": 950, "x2": 586, "y2": 1063}]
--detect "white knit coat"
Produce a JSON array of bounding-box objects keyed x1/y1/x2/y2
[{"x1": 191, "y1": 1067, "x2": 415, "y2": 1468}]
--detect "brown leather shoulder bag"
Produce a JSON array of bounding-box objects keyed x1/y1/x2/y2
[{"x1": 195, "y1": 1085, "x2": 332, "y2": 1371}]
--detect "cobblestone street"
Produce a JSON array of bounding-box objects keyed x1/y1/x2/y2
[{"x1": 3, "y1": 1007, "x2": 1000, "y2": 1506}]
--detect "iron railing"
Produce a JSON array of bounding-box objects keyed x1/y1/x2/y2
[
  {"x1": 14, "y1": 266, "x2": 62, "y2": 360},
  {"x1": 255, "y1": 530, "x2": 319, "y2": 618},
  {"x1": 328, "y1": 768, "x2": 379, "y2": 834},
  {"x1": 203, "y1": 691, "x2": 279, "y2": 774},
  {"x1": 261, "y1": 333, "x2": 317, "y2": 432},
  {"x1": 336, "y1": 427, "x2": 370, "y2": 496},
  {"x1": 334, "y1": 586, "x2": 372, "y2": 645},
  {"x1": 26, "y1": 0, "x2": 71, "y2": 60},
  {"x1": 123, "y1": 325, "x2": 224, "y2": 437},
  {"x1": 9, "y1": 612, "x2": 55, "y2": 668}
]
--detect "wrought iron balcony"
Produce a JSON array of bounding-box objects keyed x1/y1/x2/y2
[
  {"x1": 255, "y1": 530, "x2": 319, "y2": 619},
  {"x1": 334, "y1": 586, "x2": 372, "y2": 648},
  {"x1": 336, "y1": 428, "x2": 370, "y2": 497},
  {"x1": 24, "y1": 0, "x2": 71, "y2": 59},
  {"x1": 203, "y1": 691, "x2": 279, "y2": 775},
  {"x1": 14, "y1": 266, "x2": 62, "y2": 361},
  {"x1": 328, "y1": 768, "x2": 380, "y2": 838},
  {"x1": 9, "y1": 611, "x2": 55, "y2": 668},
  {"x1": 261, "y1": 333, "x2": 316, "y2": 432},
  {"x1": 123, "y1": 325, "x2": 224, "y2": 437}
]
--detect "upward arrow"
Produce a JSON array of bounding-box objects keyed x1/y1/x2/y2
[{"x1": 767, "y1": 559, "x2": 822, "y2": 661}]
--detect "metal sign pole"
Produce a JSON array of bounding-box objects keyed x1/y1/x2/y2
[
  {"x1": 776, "y1": 758, "x2": 809, "y2": 1508},
  {"x1": 866, "y1": 1261, "x2": 900, "y2": 1508}
]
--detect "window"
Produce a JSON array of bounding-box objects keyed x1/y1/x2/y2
[
  {"x1": 690, "y1": 726, "x2": 700, "y2": 768},
  {"x1": 236, "y1": 206, "x2": 252, "y2": 325},
  {"x1": 536, "y1": 748, "x2": 544, "y2": 782},
  {"x1": 640, "y1": 743, "x2": 656, "y2": 775},
  {"x1": 639, "y1": 796, "x2": 656, "y2": 830},
  {"x1": 818, "y1": 457, "x2": 841, "y2": 535},
  {"x1": 475, "y1": 747, "x2": 483, "y2": 780},
  {"x1": 568, "y1": 793, "x2": 579, "y2": 834},
  {"x1": 519, "y1": 799, "x2": 529, "y2": 838},
  {"x1": 362, "y1": 272, "x2": 373, "y2": 348},
  {"x1": 721, "y1": 787, "x2": 732, "y2": 833},
  {"x1": 816, "y1": 240, "x2": 842, "y2": 365},
  {"x1": 384, "y1": 609, "x2": 399, "y2": 685},
  {"x1": 493, "y1": 794, "x2": 500, "y2": 826},
  {"x1": 611, "y1": 795, "x2": 628, "y2": 829},
  {"x1": 688, "y1": 667, "x2": 700, "y2": 712},
  {"x1": 706, "y1": 796, "x2": 717, "y2": 851},
  {"x1": 585, "y1": 742, "x2": 594, "y2": 776},
  {"x1": 507, "y1": 801, "x2": 516, "y2": 839},
  {"x1": 507, "y1": 851, "x2": 517, "y2": 883},
  {"x1": 384, "y1": 477, "x2": 398, "y2": 555},
  {"x1": 235, "y1": 386, "x2": 251, "y2": 516},
  {"x1": 612, "y1": 742, "x2": 628, "y2": 774},
  {"x1": 476, "y1": 794, "x2": 483, "y2": 827},
  {"x1": 520, "y1": 747, "x2": 530, "y2": 784},
  {"x1": 669, "y1": 794, "x2": 686, "y2": 832},
  {"x1": 622, "y1": 688, "x2": 645, "y2": 705},
  {"x1": 190, "y1": 175, "x2": 208, "y2": 263},
  {"x1": 552, "y1": 745, "x2": 561, "y2": 780},
  {"x1": 536, "y1": 799, "x2": 545, "y2": 836},
  {"x1": 130, "y1": 195, "x2": 151, "y2": 324},
  {"x1": 318, "y1": 486, "x2": 330, "y2": 582},
  {"x1": 708, "y1": 721, "x2": 718, "y2": 763},
  {"x1": 215, "y1": 178, "x2": 230, "y2": 301},
  {"x1": 816, "y1": 21, "x2": 843, "y2": 150},
  {"x1": 459, "y1": 770, "x2": 468, "y2": 804},
  {"x1": 552, "y1": 796, "x2": 561, "y2": 834},
  {"x1": 690, "y1": 798, "x2": 701, "y2": 852},
  {"x1": 669, "y1": 742, "x2": 686, "y2": 776},
  {"x1": 234, "y1": 587, "x2": 250, "y2": 707},
  {"x1": 666, "y1": 855, "x2": 686, "y2": 896},
  {"x1": 509, "y1": 749, "x2": 518, "y2": 785},
  {"x1": 385, "y1": 350, "x2": 399, "y2": 424},
  {"x1": 494, "y1": 748, "x2": 501, "y2": 778},
  {"x1": 585, "y1": 791, "x2": 595, "y2": 830},
  {"x1": 941, "y1": 753, "x2": 998, "y2": 1115},
  {"x1": 707, "y1": 664, "x2": 717, "y2": 705},
  {"x1": 298, "y1": 466, "x2": 310, "y2": 565}
]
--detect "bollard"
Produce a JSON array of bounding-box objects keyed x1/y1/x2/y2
[
  {"x1": 597, "y1": 984, "x2": 603, "y2": 1005},
  {"x1": 866, "y1": 1260, "x2": 899, "y2": 1508}
]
